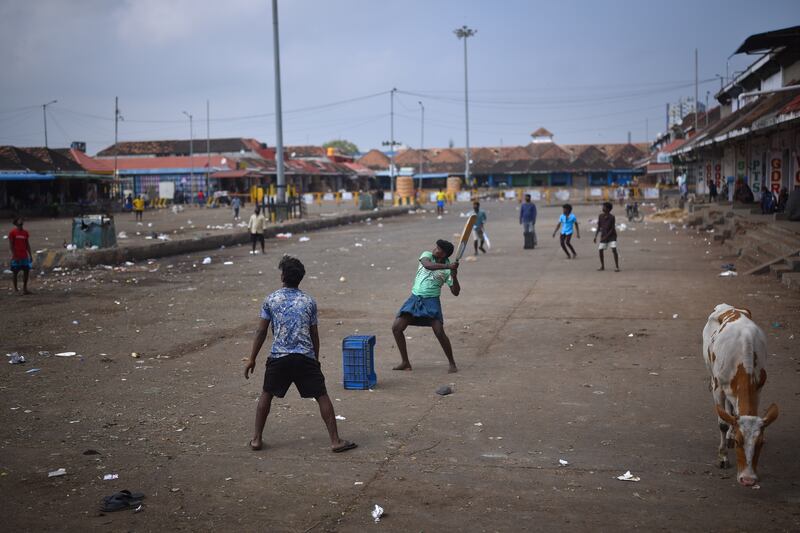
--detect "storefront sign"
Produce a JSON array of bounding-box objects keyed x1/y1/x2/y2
[{"x1": 769, "y1": 153, "x2": 782, "y2": 193}]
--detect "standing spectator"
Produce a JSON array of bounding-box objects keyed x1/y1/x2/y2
[
  {"x1": 552, "y1": 203, "x2": 580, "y2": 259},
  {"x1": 244, "y1": 256, "x2": 357, "y2": 453},
  {"x1": 132, "y1": 195, "x2": 145, "y2": 222},
  {"x1": 594, "y1": 202, "x2": 620, "y2": 272},
  {"x1": 519, "y1": 193, "x2": 537, "y2": 249},
  {"x1": 8, "y1": 217, "x2": 33, "y2": 295},
  {"x1": 248, "y1": 206, "x2": 267, "y2": 255},
  {"x1": 708, "y1": 179, "x2": 717, "y2": 203},
  {"x1": 472, "y1": 201, "x2": 487, "y2": 255},
  {"x1": 777, "y1": 187, "x2": 789, "y2": 213},
  {"x1": 436, "y1": 189, "x2": 446, "y2": 215},
  {"x1": 232, "y1": 196, "x2": 241, "y2": 221},
  {"x1": 197, "y1": 190, "x2": 205, "y2": 207}
]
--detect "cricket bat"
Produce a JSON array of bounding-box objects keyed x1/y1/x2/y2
[{"x1": 454, "y1": 215, "x2": 477, "y2": 261}]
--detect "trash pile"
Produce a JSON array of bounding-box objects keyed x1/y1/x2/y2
[{"x1": 646, "y1": 208, "x2": 685, "y2": 223}]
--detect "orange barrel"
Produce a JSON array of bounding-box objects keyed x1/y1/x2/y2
[
  {"x1": 396, "y1": 176, "x2": 414, "y2": 199},
  {"x1": 446, "y1": 176, "x2": 462, "y2": 194}
]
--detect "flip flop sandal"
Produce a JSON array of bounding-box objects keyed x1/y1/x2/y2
[
  {"x1": 100, "y1": 490, "x2": 145, "y2": 512},
  {"x1": 332, "y1": 441, "x2": 358, "y2": 453}
]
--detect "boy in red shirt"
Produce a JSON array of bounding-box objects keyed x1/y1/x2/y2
[{"x1": 9, "y1": 217, "x2": 32, "y2": 294}]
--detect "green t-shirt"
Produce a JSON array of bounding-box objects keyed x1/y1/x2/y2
[{"x1": 411, "y1": 251, "x2": 453, "y2": 297}]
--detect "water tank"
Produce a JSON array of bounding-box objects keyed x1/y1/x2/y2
[
  {"x1": 447, "y1": 176, "x2": 462, "y2": 194},
  {"x1": 396, "y1": 176, "x2": 414, "y2": 198}
]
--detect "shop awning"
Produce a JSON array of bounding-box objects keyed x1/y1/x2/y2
[{"x1": 0, "y1": 172, "x2": 55, "y2": 181}]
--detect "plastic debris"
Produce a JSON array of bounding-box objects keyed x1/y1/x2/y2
[
  {"x1": 672, "y1": 314, "x2": 679, "y2": 319},
  {"x1": 435, "y1": 385, "x2": 453, "y2": 396},
  {"x1": 627, "y1": 333, "x2": 634, "y2": 337},
  {"x1": 559, "y1": 459, "x2": 569, "y2": 466},
  {"x1": 371, "y1": 504, "x2": 384, "y2": 523},
  {"x1": 223, "y1": 261, "x2": 234, "y2": 265},
  {"x1": 298, "y1": 236, "x2": 311, "y2": 242},
  {"x1": 55, "y1": 351, "x2": 76, "y2": 357},
  {"x1": 771, "y1": 322, "x2": 782, "y2": 328},
  {"x1": 103, "y1": 474, "x2": 119, "y2": 481},
  {"x1": 48, "y1": 468, "x2": 67, "y2": 478},
  {"x1": 276, "y1": 232, "x2": 293, "y2": 239},
  {"x1": 719, "y1": 271, "x2": 738, "y2": 277},
  {"x1": 474, "y1": 422, "x2": 483, "y2": 426},
  {"x1": 7, "y1": 353, "x2": 25, "y2": 364},
  {"x1": 131, "y1": 352, "x2": 140, "y2": 358},
  {"x1": 26, "y1": 368, "x2": 41, "y2": 374},
  {"x1": 117, "y1": 232, "x2": 128, "y2": 239},
  {"x1": 339, "y1": 276, "x2": 346, "y2": 282},
  {"x1": 617, "y1": 471, "x2": 641, "y2": 482},
  {"x1": 720, "y1": 263, "x2": 736, "y2": 271},
  {"x1": 202, "y1": 257, "x2": 212, "y2": 265},
  {"x1": 335, "y1": 415, "x2": 346, "y2": 421},
  {"x1": 354, "y1": 242, "x2": 363, "y2": 247}
]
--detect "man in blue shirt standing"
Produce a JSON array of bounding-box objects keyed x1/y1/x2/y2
[
  {"x1": 520, "y1": 193, "x2": 537, "y2": 249},
  {"x1": 244, "y1": 256, "x2": 357, "y2": 453}
]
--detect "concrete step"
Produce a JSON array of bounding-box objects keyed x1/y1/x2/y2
[{"x1": 782, "y1": 272, "x2": 800, "y2": 291}]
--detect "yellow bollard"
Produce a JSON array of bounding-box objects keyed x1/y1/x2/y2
[{"x1": 354, "y1": 191, "x2": 360, "y2": 206}]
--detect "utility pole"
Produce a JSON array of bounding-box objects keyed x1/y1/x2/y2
[
  {"x1": 645, "y1": 118, "x2": 649, "y2": 144},
  {"x1": 694, "y1": 48, "x2": 699, "y2": 132},
  {"x1": 114, "y1": 97, "x2": 120, "y2": 182},
  {"x1": 418, "y1": 100, "x2": 425, "y2": 193},
  {"x1": 271, "y1": 0, "x2": 286, "y2": 204},
  {"x1": 206, "y1": 100, "x2": 211, "y2": 196},
  {"x1": 183, "y1": 111, "x2": 194, "y2": 197},
  {"x1": 390, "y1": 87, "x2": 397, "y2": 200},
  {"x1": 42, "y1": 99, "x2": 57, "y2": 148},
  {"x1": 454, "y1": 25, "x2": 476, "y2": 186}
]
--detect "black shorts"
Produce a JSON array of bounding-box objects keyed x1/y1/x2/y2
[
  {"x1": 251, "y1": 233, "x2": 265, "y2": 245},
  {"x1": 263, "y1": 354, "x2": 327, "y2": 399}
]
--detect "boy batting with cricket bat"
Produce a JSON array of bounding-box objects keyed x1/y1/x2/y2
[{"x1": 391, "y1": 216, "x2": 473, "y2": 373}]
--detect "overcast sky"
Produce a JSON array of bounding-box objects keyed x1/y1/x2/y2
[{"x1": 0, "y1": 0, "x2": 797, "y2": 155}]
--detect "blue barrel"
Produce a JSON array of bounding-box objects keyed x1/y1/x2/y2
[{"x1": 342, "y1": 335, "x2": 377, "y2": 390}]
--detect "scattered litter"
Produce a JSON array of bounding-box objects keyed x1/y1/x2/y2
[
  {"x1": 474, "y1": 422, "x2": 483, "y2": 426},
  {"x1": 48, "y1": 468, "x2": 67, "y2": 478},
  {"x1": 55, "y1": 351, "x2": 77, "y2": 357},
  {"x1": 371, "y1": 504, "x2": 384, "y2": 523},
  {"x1": 616, "y1": 471, "x2": 641, "y2": 482},
  {"x1": 25, "y1": 368, "x2": 41, "y2": 374},
  {"x1": 202, "y1": 257, "x2": 212, "y2": 265},
  {"x1": 339, "y1": 276, "x2": 346, "y2": 283},
  {"x1": 720, "y1": 263, "x2": 736, "y2": 271},
  {"x1": 354, "y1": 481, "x2": 364, "y2": 485},
  {"x1": 117, "y1": 232, "x2": 127, "y2": 239},
  {"x1": 298, "y1": 236, "x2": 311, "y2": 242},
  {"x1": 103, "y1": 474, "x2": 119, "y2": 481},
  {"x1": 719, "y1": 271, "x2": 737, "y2": 277},
  {"x1": 8, "y1": 353, "x2": 25, "y2": 364},
  {"x1": 771, "y1": 322, "x2": 782, "y2": 329},
  {"x1": 157, "y1": 233, "x2": 170, "y2": 241},
  {"x1": 72, "y1": 320, "x2": 79, "y2": 325},
  {"x1": 752, "y1": 484, "x2": 761, "y2": 490},
  {"x1": 335, "y1": 415, "x2": 346, "y2": 421},
  {"x1": 124, "y1": 261, "x2": 135, "y2": 267},
  {"x1": 672, "y1": 314, "x2": 678, "y2": 319},
  {"x1": 225, "y1": 477, "x2": 233, "y2": 481},
  {"x1": 131, "y1": 352, "x2": 139, "y2": 358},
  {"x1": 649, "y1": 372, "x2": 659, "y2": 376},
  {"x1": 276, "y1": 232, "x2": 293, "y2": 239},
  {"x1": 170, "y1": 488, "x2": 180, "y2": 492},
  {"x1": 627, "y1": 333, "x2": 634, "y2": 337},
  {"x1": 435, "y1": 385, "x2": 453, "y2": 396},
  {"x1": 223, "y1": 261, "x2": 234, "y2": 266},
  {"x1": 559, "y1": 459, "x2": 569, "y2": 466}
]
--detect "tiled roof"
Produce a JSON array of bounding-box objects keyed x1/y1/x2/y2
[
  {"x1": 394, "y1": 148, "x2": 431, "y2": 166},
  {"x1": 531, "y1": 127, "x2": 554, "y2": 137},
  {"x1": 286, "y1": 145, "x2": 327, "y2": 158},
  {"x1": 356, "y1": 149, "x2": 390, "y2": 169},
  {"x1": 96, "y1": 137, "x2": 264, "y2": 157},
  {"x1": 113, "y1": 155, "x2": 233, "y2": 170},
  {"x1": 429, "y1": 148, "x2": 464, "y2": 164},
  {"x1": 0, "y1": 146, "x2": 85, "y2": 172}
]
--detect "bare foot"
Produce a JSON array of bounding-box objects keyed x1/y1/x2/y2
[
  {"x1": 597, "y1": 267, "x2": 604, "y2": 271},
  {"x1": 448, "y1": 365, "x2": 458, "y2": 373},
  {"x1": 393, "y1": 362, "x2": 412, "y2": 371},
  {"x1": 614, "y1": 268, "x2": 620, "y2": 272},
  {"x1": 249, "y1": 438, "x2": 263, "y2": 451}
]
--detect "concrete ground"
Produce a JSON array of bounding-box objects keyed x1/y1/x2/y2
[{"x1": 1, "y1": 202, "x2": 798, "y2": 532}]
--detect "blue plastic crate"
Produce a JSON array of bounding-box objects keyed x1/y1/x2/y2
[{"x1": 342, "y1": 335, "x2": 377, "y2": 390}]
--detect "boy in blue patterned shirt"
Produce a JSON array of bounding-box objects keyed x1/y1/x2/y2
[{"x1": 244, "y1": 256, "x2": 356, "y2": 453}]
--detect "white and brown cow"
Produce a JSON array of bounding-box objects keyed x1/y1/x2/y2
[{"x1": 702, "y1": 303, "x2": 779, "y2": 486}]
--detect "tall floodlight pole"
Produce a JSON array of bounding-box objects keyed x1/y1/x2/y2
[
  {"x1": 418, "y1": 100, "x2": 425, "y2": 192},
  {"x1": 694, "y1": 48, "x2": 699, "y2": 132},
  {"x1": 114, "y1": 97, "x2": 123, "y2": 197},
  {"x1": 183, "y1": 111, "x2": 194, "y2": 196},
  {"x1": 206, "y1": 100, "x2": 211, "y2": 195},
  {"x1": 390, "y1": 87, "x2": 396, "y2": 200},
  {"x1": 42, "y1": 99, "x2": 57, "y2": 148},
  {"x1": 271, "y1": 0, "x2": 286, "y2": 203},
  {"x1": 454, "y1": 25, "x2": 476, "y2": 186}
]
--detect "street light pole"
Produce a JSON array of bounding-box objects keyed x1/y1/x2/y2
[
  {"x1": 390, "y1": 88, "x2": 396, "y2": 202},
  {"x1": 272, "y1": 0, "x2": 286, "y2": 204},
  {"x1": 454, "y1": 26, "x2": 476, "y2": 186},
  {"x1": 183, "y1": 111, "x2": 194, "y2": 198},
  {"x1": 418, "y1": 100, "x2": 425, "y2": 193},
  {"x1": 42, "y1": 99, "x2": 57, "y2": 148}
]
